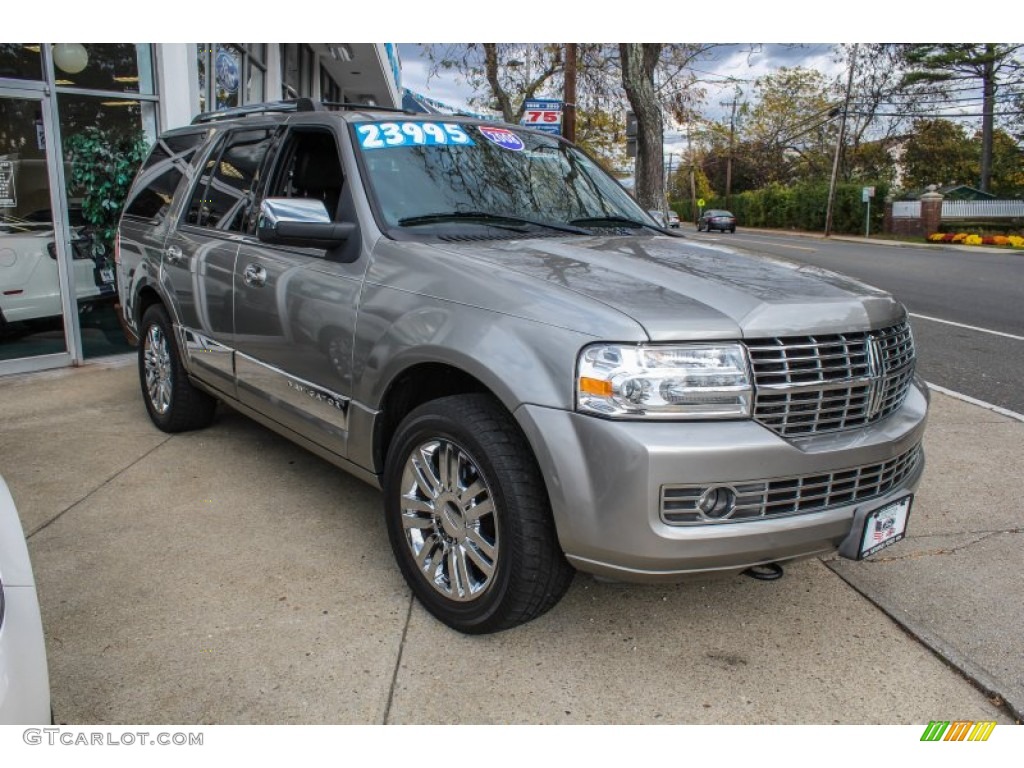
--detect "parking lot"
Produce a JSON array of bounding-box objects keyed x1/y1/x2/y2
[{"x1": 1, "y1": 357, "x2": 1018, "y2": 724}]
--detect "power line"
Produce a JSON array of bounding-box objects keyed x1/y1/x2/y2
[{"x1": 848, "y1": 109, "x2": 1024, "y2": 118}]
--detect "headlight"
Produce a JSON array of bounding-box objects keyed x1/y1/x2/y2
[{"x1": 577, "y1": 343, "x2": 752, "y2": 419}]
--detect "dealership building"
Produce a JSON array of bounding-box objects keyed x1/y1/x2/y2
[{"x1": 0, "y1": 43, "x2": 401, "y2": 375}]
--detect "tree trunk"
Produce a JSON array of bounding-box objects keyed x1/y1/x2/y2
[
  {"x1": 619, "y1": 43, "x2": 664, "y2": 210},
  {"x1": 483, "y1": 44, "x2": 516, "y2": 123}
]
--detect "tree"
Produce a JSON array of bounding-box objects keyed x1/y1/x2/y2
[
  {"x1": 619, "y1": 43, "x2": 664, "y2": 210},
  {"x1": 983, "y1": 128, "x2": 1024, "y2": 197},
  {"x1": 900, "y1": 118, "x2": 977, "y2": 190},
  {"x1": 64, "y1": 126, "x2": 147, "y2": 259},
  {"x1": 902, "y1": 44, "x2": 1024, "y2": 192},
  {"x1": 735, "y1": 67, "x2": 837, "y2": 187},
  {"x1": 842, "y1": 45, "x2": 920, "y2": 160},
  {"x1": 574, "y1": 107, "x2": 628, "y2": 174},
  {"x1": 423, "y1": 44, "x2": 564, "y2": 123}
]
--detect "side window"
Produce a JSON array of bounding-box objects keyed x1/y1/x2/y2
[
  {"x1": 185, "y1": 128, "x2": 275, "y2": 232},
  {"x1": 267, "y1": 129, "x2": 344, "y2": 219},
  {"x1": 123, "y1": 132, "x2": 205, "y2": 224}
]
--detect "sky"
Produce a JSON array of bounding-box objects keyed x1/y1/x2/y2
[
  {"x1": 397, "y1": 43, "x2": 846, "y2": 158},
  {"x1": 399, "y1": 43, "x2": 843, "y2": 117}
]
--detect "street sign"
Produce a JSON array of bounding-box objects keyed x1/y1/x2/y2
[
  {"x1": 697, "y1": 198, "x2": 706, "y2": 208},
  {"x1": 522, "y1": 99, "x2": 562, "y2": 135},
  {"x1": 862, "y1": 186, "x2": 876, "y2": 237}
]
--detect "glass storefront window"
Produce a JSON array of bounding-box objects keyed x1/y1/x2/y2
[
  {"x1": 51, "y1": 44, "x2": 155, "y2": 95},
  {"x1": 245, "y1": 45, "x2": 266, "y2": 105},
  {"x1": 247, "y1": 63, "x2": 265, "y2": 105},
  {"x1": 198, "y1": 45, "x2": 209, "y2": 113},
  {"x1": 199, "y1": 44, "x2": 265, "y2": 112},
  {"x1": 214, "y1": 44, "x2": 242, "y2": 110},
  {"x1": 282, "y1": 44, "x2": 299, "y2": 99},
  {"x1": 58, "y1": 92, "x2": 158, "y2": 148},
  {"x1": 57, "y1": 92, "x2": 157, "y2": 359},
  {"x1": 0, "y1": 95, "x2": 68, "y2": 361},
  {"x1": 0, "y1": 44, "x2": 43, "y2": 81}
]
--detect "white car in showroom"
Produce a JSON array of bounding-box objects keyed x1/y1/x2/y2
[
  {"x1": 0, "y1": 474, "x2": 50, "y2": 724},
  {"x1": 0, "y1": 214, "x2": 115, "y2": 332}
]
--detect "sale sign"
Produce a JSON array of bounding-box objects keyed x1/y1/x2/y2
[{"x1": 521, "y1": 99, "x2": 563, "y2": 135}]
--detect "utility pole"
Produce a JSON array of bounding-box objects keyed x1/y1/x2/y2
[
  {"x1": 664, "y1": 152, "x2": 675, "y2": 220},
  {"x1": 563, "y1": 43, "x2": 577, "y2": 143},
  {"x1": 825, "y1": 44, "x2": 858, "y2": 238},
  {"x1": 686, "y1": 122, "x2": 697, "y2": 225},
  {"x1": 721, "y1": 86, "x2": 741, "y2": 209}
]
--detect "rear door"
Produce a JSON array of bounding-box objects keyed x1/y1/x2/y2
[
  {"x1": 118, "y1": 130, "x2": 207, "y2": 335},
  {"x1": 162, "y1": 125, "x2": 277, "y2": 396}
]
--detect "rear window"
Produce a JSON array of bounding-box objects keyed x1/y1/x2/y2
[{"x1": 123, "y1": 132, "x2": 206, "y2": 224}]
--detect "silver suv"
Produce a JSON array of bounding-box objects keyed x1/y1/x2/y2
[{"x1": 116, "y1": 99, "x2": 928, "y2": 633}]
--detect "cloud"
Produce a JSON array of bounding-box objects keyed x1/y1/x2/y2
[{"x1": 399, "y1": 44, "x2": 480, "y2": 112}]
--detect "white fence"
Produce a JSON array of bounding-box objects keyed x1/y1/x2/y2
[
  {"x1": 891, "y1": 199, "x2": 1023, "y2": 220},
  {"x1": 942, "y1": 200, "x2": 1024, "y2": 218}
]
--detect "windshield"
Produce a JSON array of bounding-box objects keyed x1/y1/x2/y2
[{"x1": 353, "y1": 120, "x2": 652, "y2": 234}]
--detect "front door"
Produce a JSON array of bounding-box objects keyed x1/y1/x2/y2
[
  {"x1": 231, "y1": 127, "x2": 364, "y2": 457},
  {"x1": 0, "y1": 89, "x2": 76, "y2": 370}
]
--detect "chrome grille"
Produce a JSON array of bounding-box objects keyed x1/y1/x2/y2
[
  {"x1": 661, "y1": 443, "x2": 922, "y2": 525},
  {"x1": 747, "y1": 321, "x2": 915, "y2": 436}
]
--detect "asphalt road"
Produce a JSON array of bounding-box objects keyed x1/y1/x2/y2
[{"x1": 690, "y1": 228, "x2": 1024, "y2": 415}]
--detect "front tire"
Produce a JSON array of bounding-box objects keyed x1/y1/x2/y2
[
  {"x1": 384, "y1": 394, "x2": 573, "y2": 633},
  {"x1": 138, "y1": 304, "x2": 216, "y2": 433}
]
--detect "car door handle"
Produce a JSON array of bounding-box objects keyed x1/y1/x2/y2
[
  {"x1": 243, "y1": 263, "x2": 267, "y2": 288},
  {"x1": 165, "y1": 245, "x2": 185, "y2": 265}
]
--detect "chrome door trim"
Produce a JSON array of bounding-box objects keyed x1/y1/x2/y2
[{"x1": 235, "y1": 351, "x2": 350, "y2": 432}]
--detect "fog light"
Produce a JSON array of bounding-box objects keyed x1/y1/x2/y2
[{"x1": 697, "y1": 486, "x2": 736, "y2": 519}]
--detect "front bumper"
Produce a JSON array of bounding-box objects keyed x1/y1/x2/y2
[{"x1": 515, "y1": 381, "x2": 928, "y2": 582}]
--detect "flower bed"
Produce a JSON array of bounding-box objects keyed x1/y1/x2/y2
[{"x1": 928, "y1": 232, "x2": 1024, "y2": 248}]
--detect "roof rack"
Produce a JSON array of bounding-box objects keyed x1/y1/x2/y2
[
  {"x1": 319, "y1": 101, "x2": 413, "y2": 114},
  {"x1": 191, "y1": 98, "x2": 323, "y2": 125}
]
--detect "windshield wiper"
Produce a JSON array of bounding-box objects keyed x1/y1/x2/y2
[
  {"x1": 398, "y1": 211, "x2": 588, "y2": 235},
  {"x1": 569, "y1": 215, "x2": 663, "y2": 232}
]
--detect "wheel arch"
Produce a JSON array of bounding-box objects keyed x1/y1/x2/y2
[{"x1": 372, "y1": 361, "x2": 493, "y2": 474}]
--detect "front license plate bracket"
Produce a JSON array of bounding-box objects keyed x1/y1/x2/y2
[{"x1": 837, "y1": 494, "x2": 913, "y2": 561}]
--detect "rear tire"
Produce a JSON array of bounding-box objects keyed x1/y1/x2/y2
[
  {"x1": 384, "y1": 394, "x2": 574, "y2": 633},
  {"x1": 138, "y1": 304, "x2": 216, "y2": 433}
]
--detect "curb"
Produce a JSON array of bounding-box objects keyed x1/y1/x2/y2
[{"x1": 825, "y1": 560, "x2": 1023, "y2": 722}]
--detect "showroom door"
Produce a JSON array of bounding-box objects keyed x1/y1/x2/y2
[{"x1": 0, "y1": 88, "x2": 77, "y2": 373}]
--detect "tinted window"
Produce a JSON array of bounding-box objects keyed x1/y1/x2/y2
[
  {"x1": 124, "y1": 132, "x2": 205, "y2": 223},
  {"x1": 267, "y1": 129, "x2": 344, "y2": 218},
  {"x1": 185, "y1": 128, "x2": 275, "y2": 232}
]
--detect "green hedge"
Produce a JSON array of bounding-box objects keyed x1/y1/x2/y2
[{"x1": 673, "y1": 181, "x2": 890, "y2": 235}]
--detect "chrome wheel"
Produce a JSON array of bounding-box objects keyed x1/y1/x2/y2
[
  {"x1": 399, "y1": 438, "x2": 498, "y2": 602},
  {"x1": 143, "y1": 323, "x2": 173, "y2": 415}
]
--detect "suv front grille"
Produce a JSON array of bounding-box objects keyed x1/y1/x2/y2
[
  {"x1": 660, "y1": 442, "x2": 922, "y2": 525},
  {"x1": 746, "y1": 321, "x2": 915, "y2": 437}
]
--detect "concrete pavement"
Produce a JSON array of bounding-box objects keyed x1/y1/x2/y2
[{"x1": 0, "y1": 357, "x2": 1019, "y2": 724}]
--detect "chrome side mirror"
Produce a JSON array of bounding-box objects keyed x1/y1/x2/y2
[{"x1": 257, "y1": 198, "x2": 353, "y2": 248}]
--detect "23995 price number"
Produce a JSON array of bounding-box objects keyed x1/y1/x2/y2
[{"x1": 356, "y1": 122, "x2": 475, "y2": 149}]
